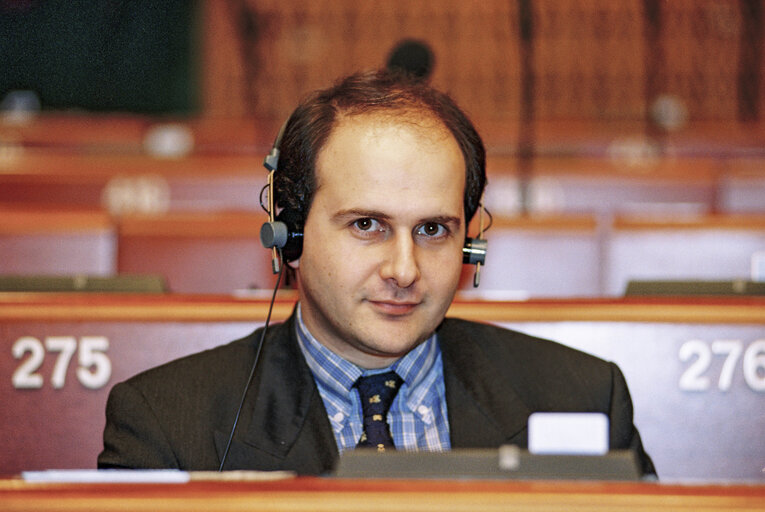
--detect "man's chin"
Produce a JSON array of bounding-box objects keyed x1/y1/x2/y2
[{"x1": 357, "y1": 325, "x2": 432, "y2": 358}]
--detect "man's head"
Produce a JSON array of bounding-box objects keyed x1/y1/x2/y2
[
  {"x1": 273, "y1": 69, "x2": 486, "y2": 228},
  {"x1": 272, "y1": 70, "x2": 486, "y2": 369}
]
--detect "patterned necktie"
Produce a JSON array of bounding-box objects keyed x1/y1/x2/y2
[{"x1": 354, "y1": 371, "x2": 403, "y2": 452}]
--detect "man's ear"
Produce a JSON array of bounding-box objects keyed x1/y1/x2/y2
[{"x1": 284, "y1": 260, "x2": 300, "y2": 290}]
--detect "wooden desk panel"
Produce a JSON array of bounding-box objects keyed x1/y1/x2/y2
[
  {"x1": 117, "y1": 212, "x2": 277, "y2": 293},
  {"x1": 0, "y1": 149, "x2": 746, "y2": 217},
  {"x1": 499, "y1": 319, "x2": 765, "y2": 481},
  {"x1": 1, "y1": 114, "x2": 147, "y2": 149},
  {"x1": 605, "y1": 215, "x2": 765, "y2": 295},
  {"x1": 1, "y1": 294, "x2": 764, "y2": 482},
  {"x1": 1, "y1": 478, "x2": 764, "y2": 512},
  {"x1": 0, "y1": 294, "x2": 295, "y2": 474},
  {"x1": 1, "y1": 114, "x2": 274, "y2": 152},
  {"x1": 720, "y1": 166, "x2": 765, "y2": 213},
  {"x1": 0, "y1": 152, "x2": 265, "y2": 213},
  {"x1": 0, "y1": 320, "x2": 257, "y2": 473},
  {"x1": 0, "y1": 208, "x2": 116, "y2": 275},
  {"x1": 484, "y1": 157, "x2": 719, "y2": 216},
  {"x1": 475, "y1": 215, "x2": 601, "y2": 297}
]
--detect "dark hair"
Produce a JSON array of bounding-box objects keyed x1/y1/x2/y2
[{"x1": 273, "y1": 69, "x2": 486, "y2": 225}]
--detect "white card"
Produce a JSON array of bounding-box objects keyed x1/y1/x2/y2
[
  {"x1": 528, "y1": 412, "x2": 609, "y2": 455},
  {"x1": 752, "y1": 251, "x2": 765, "y2": 282},
  {"x1": 22, "y1": 470, "x2": 190, "y2": 484}
]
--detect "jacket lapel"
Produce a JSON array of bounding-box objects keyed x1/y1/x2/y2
[
  {"x1": 215, "y1": 312, "x2": 338, "y2": 474},
  {"x1": 439, "y1": 318, "x2": 531, "y2": 448}
]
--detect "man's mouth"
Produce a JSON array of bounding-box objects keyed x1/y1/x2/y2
[{"x1": 367, "y1": 300, "x2": 421, "y2": 316}]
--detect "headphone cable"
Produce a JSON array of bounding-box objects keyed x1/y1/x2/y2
[{"x1": 218, "y1": 251, "x2": 285, "y2": 471}]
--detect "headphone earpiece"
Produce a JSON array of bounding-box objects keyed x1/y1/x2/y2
[
  {"x1": 463, "y1": 204, "x2": 490, "y2": 287},
  {"x1": 261, "y1": 119, "x2": 304, "y2": 273},
  {"x1": 462, "y1": 237, "x2": 487, "y2": 265},
  {"x1": 260, "y1": 208, "x2": 303, "y2": 263}
]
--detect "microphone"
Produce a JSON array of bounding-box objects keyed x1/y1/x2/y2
[
  {"x1": 386, "y1": 39, "x2": 435, "y2": 81},
  {"x1": 261, "y1": 169, "x2": 284, "y2": 274},
  {"x1": 463, "y1": 204, "x2": 490, "y2": 287}
]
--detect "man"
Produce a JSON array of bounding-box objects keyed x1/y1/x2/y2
[{"x1": 99, "y1": 70, "x2": 655, "y2": 477}]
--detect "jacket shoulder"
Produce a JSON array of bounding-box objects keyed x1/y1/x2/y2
[
  {"x1": 125, "y1": 331, "x2": 259, "y2": 392},
  {"x1": 439, "y1": 317, "x2": 617, "y2": 409},
  {"x1": 100, "y1": 320, "x2": 293, "y2": 470},
  {"x1": 440, "y1": 317, "x2": 606, "y2": 366},
  {"x1": 114, "y1": 318, "x2": 293, "y2": 419}
]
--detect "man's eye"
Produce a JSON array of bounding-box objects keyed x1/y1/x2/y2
[
  {"x1": 353, "y1": 218, "x2": 379, "y2": 231},
  {"x1": 417, "y1": 222, "x2": 447, "y2": 237}
]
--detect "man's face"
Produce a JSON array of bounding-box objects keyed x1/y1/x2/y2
[{"x1": 296, "y1": 112, "x2": 466, "y2": 369}]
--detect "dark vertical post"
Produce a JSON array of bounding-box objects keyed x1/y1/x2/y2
[
  {"x1": 230, "y1": 0, "x2": 260, "y2": 116},
  {"x1": 738, "y1": 0, "x2": 763, "y2": 121},
  {"x1": 642, "y1": 0, "x2": 664, "y2": 142},
  {"x1": 518, "y1": 0, "x2": 535, "y2": 215}
]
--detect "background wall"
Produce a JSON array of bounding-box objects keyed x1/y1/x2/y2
[{"x1": 202, "y1": 0, "x2": 763, "y2": 125}]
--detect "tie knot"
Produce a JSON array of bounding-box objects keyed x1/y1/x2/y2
[{"x1": 355, "y1": 371, "x2": 403, "y2": 418}]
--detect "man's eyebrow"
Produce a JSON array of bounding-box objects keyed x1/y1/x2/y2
[
  {"x1": 426, "y1": 215, "x2": 463, "y2": 228},
  {"x1": 332, "y1": 209, "x2": 392, "y2": 222},
  {"x1": 332, "y1": 209, "x2": 462, "y2": 227}
]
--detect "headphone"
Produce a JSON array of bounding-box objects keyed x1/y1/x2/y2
[
  {"x1": 259, "y1": 121, "x2": 303, "y2": 273},
  {"x1": 259, "y1": 119, "x2": 488, "y2": 286}
]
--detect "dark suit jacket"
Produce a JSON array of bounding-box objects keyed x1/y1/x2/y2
[{"x1": 98, "y1": 313, "x2": 656, "y2": 476}]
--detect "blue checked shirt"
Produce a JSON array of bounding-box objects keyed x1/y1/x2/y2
[{"x1": 295, "y1": 304, "x2": 451, "y2": 453}]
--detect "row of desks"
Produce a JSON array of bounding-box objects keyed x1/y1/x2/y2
[
  {"x1": 2, "y1": 208, "x2": 765, "y2": 296},
  {"x1": 2, "y1": 115, "x2": 765, "y2": 217},
  {"x1": 2, "y1": 149, "x2": 764, "y2": 215},
  {"x1": 4, "y1": 114, "x2": 764, "y2": 156},
  {"x1": 1, "y1": 293, "x2": 764, "y2": 482},
  {"x1": 2, "y1": 476, "x2": 764, "y2": 511}
]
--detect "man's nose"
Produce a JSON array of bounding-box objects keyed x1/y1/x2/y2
[{"x1": 379, "y1": 234, "x2": 420, "y2": 288}]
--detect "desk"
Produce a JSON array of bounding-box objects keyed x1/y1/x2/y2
[
  {"x1": 720, "y1": 160, "x2": 765, "y2": 213},
  {"x1": 605, "y1": 215, "x2": 765, "y2": 295},
  {"x1": 1, "y1": 477, "x2": 764, "y2": 512},
  {"x1": 474, "y1": 214, "x2": 601, "y2": 297},
  {"x1": 117, "y1": 212, "x2": 276, "y2": 293},
  {"x1": 1, "y1": 294, "x2": 764, "y2": 481},
  {"x1": 484, "y1": 155, "x2": 720, "y2": 216},
  {"x1": 0, "y1": 151, "x2": 264, "y2": 213},
  {"x1": 0, "y1": 207, "x2": 116, "y2": 275}
]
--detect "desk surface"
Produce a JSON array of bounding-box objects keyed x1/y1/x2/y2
[{"x1": 2, "y1": 477, "x2": 764, "y2": 512}]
